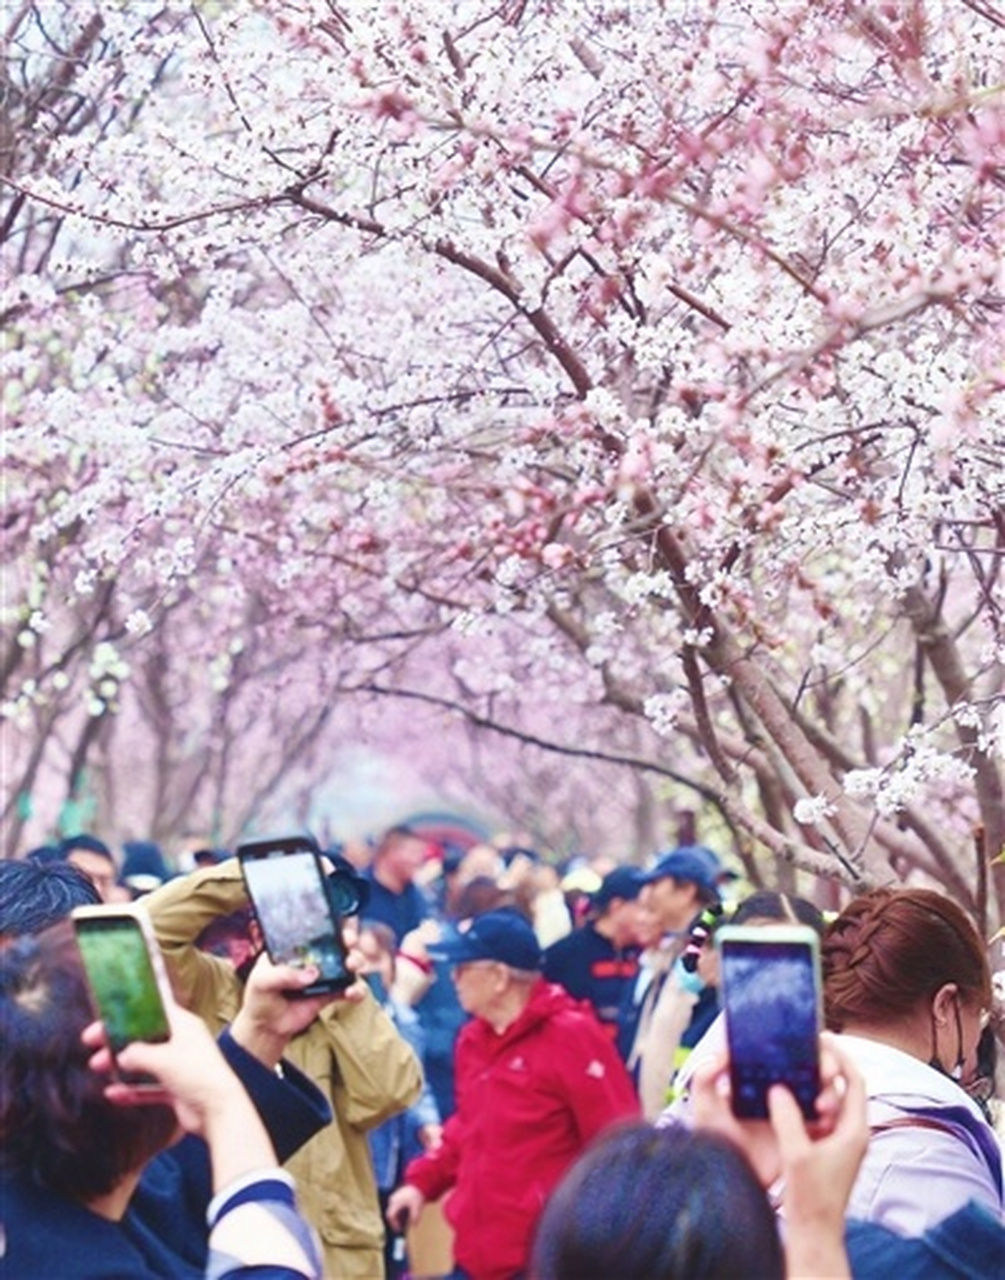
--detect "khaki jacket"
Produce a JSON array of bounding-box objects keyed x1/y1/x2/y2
[
  {"x1": 146, "y1": 859, "x2": 423, "y2": 1280},
  {"x1": 627, "y1": 943, "x2": 698, "y2": 1120}
]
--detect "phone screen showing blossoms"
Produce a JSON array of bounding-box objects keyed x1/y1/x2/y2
[
  {"x1": 721, "y1": 938, "x2": 821, "y2": 1120},
  {"x1": 242, "y1": 849, "x2": 348, "y2": 988}
]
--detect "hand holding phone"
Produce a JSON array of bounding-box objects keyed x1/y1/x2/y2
[
  {"x1": 238, "y1": 836, "x2": 354, "y2": 996},
  {"x1": 229, "y1": 951, "x2": 366, "y2": 1069},
  {"x1": 717, "y1": 924, "x2": 822, "y2": 1121},
  {"x1": 71, "y1": 903, "x2": 173, "y2": 1089},
  {"x1": 689, "y1": 1032, "x2": 868, "y2": 1278}
]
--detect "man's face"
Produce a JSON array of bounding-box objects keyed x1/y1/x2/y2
[
  {"x1": 383, "y1": 834, "x2": 428, "y2": 884},
  {"x1": 633, "y1": 900, "x2": 664, "y2": 949},
  {"x1": 642, "y1": 876, "x2": 701, "y2": 933},
  {"x1": 451, "y1": 959, "x2": 502, "y2": 1018},
  {"x1": 65, "y1": 850, "x2": 118, "y2": 903},
  {"x1": 606, "y1": 897, "x2": 645, "y2": 946}
]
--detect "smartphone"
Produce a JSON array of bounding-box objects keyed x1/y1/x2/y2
[
  {"x1": 363, "y1": 970, "x2": 388, "y2": 1005},
  {"x1": 716, "y1": 924, "x2": 822, "y2": 1121},
  {"x1": 237, "y1": 836, "x2": 353, "y2": 996},
  {"x1": 71, "y1": 903, "x2": 172, "y2": 1084}
]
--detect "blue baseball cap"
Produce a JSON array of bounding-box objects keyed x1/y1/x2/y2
[
  {"x1": 593, "y1": 866, "x2": 645, "y2": 909},
  {"x1": 428, "y1": 909, "x2": 542, "y2": 970},
  {"x1": 640, "y1": 846, "x2": 723, "y2": 898}
]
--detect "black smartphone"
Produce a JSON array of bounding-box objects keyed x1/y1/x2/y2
[
  {"x1": 363, "y1": 970, "x2": 388, "y2": 1005},
  {"x1": 717, "y1": 924, "x2": 822, "y2": 1121},
  {"x1": 237, "y1": 836, "x2": 353, "y2": 996},
  {"x1": 71, "y1": 903, "x2": 172, "y2": 1086}
]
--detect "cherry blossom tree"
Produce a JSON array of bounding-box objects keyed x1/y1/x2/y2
[{"x1": 3, "y1": 0, "x2": 1003, "y2": 928}]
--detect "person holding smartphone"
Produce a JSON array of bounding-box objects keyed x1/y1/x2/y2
[
  {"x1": 143, "y1": 841, "x2": 424, "y2": 1280},
  {"x1": 0, "y1": 921, "x2": 325, "y2": 1280},
  {"x1": 531, "y1": 1032, "x2": 870, "y2": 1280},
  {"x1": 0, "y1": 856, "x2": 357, "y2": 1279}
]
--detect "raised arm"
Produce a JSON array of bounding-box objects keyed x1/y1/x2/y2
[
  {"x1": 144, "y1": 858, "x2": 251, "y2": 1023},
  {"x1": 690, "y1": 1034, "x2": 869, "y2": 1280},
  {"x1": 147, "y1": 859, "x2": 422, "y2": 1129},
  {"x1": 89, "y1": 1000, "x2": 323, "y2": 1279}
]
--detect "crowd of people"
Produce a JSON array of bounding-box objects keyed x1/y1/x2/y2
[{"x1": 1, "y1": 824, "x2": 1002, "y2": 1280}]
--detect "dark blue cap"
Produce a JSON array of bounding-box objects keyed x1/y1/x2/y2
[
  {"x1": 428, "y1": 908, "x2": 542, "y2": 970},
  {"x1": 593, "y1": 866, "x2": 645, "y2": 908},
  {"x1": 58, "y1": 833, "x2": 114, "y2": 863},
  {"x1": 640, "y1": 846, "x2": 723, "y2": 897}
]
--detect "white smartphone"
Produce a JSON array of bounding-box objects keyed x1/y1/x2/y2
[
  {"x1": 717, "y1": 923, "x2": 822, "y2": 1120},
  {"x1": 71, "y1": 902, "x2": 173, "y2": 1085}
]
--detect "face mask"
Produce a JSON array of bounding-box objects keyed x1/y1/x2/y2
[
  {"x1": 927, "y1": 1053, "x2": 963, "y2": 1083},
  {"x1": 673, "y1": 956, "x2": 707, "y2": 996},
  {"x1": 962, "y1": 1024, "x2": 996, "y2": 1121}
]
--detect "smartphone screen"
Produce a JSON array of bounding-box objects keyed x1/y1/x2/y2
[
  {"x1": 74, "y1": 912, "x2": 171, "y2": 1054},
  {"x1": 239, "y1": 841, "x2": 352, "y2": 995},
  {"x1": 717, "y1": 925, "x2": 821, "y2": 1120}
]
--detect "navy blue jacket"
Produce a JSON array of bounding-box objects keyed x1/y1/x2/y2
[
  {"x1": 360, "y1": 871, "x2": 429, "y2": 943},
  {"x1": 0, "y1": 1030, "x2": 331, "y2": 1279},
  {"x1": 543, "y1": 923, "x2": 639, "y2": 1044}
]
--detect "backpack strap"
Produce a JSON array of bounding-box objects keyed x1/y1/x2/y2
[
  {"x1": 870, "y1": 1112, "x2": 1004, "y2": 1201},
  {"x1": 870, "y1": 1116, "x2": 959, "y2": 1138}
]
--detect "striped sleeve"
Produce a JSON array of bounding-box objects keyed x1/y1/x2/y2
[{"x1": 205, "y1": 1169, "x2": 323, "y2": 1280}]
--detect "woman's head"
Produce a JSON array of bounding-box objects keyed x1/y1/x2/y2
[
  {"x1": 531, "y1": 1123, "x2": 783, "y2": 1280},
  {"x1": 823, "y1": 887, "x2": 991, "y2": 1081},
  {"x1": 681, "y1": 892, "x2": 826, "y2": 988},
  {"x1": 0, "y1": 922, "x2": 177, "y2": 1202},
  {"x1": 731, "y1": 891, "x2": 826, "y2": 934},
  {"x1": 357, "y1": 919, "x2": 398, "y2": 990}
]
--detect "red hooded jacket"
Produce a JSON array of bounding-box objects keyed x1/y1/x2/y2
[{"x1": 404, "y1": 978, "x2": 640, "y2": 1280}]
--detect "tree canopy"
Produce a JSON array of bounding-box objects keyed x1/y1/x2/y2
[{"x1": 3, "y1": 0, "x2": 1003, "y2": 926}]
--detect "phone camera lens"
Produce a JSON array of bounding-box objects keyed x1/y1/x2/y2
[{"x1": 327, "y1": 874, "x2": 361, "y2": 916}]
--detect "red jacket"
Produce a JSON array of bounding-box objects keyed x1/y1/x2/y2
[{"x1": 404, "y1": 978, "x2": 640, "y2": 1280}]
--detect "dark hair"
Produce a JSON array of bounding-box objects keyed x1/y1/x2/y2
[
  {"x1": 500, "y1": 845, "x2": 542, "y2": 866},
  {"x1": 0, "y1": 860, "x2": 101, "y2": 938},
  {"x1": 680, "y1": 893, "x2": 825, "y2": 974},
  {"x1": 192, "y1": 847, "x2": 228, "y2": 867},
  {"x1": 0, "y1": 923, "x2": 177, "y2": 1200},
  {"x1": 380, "y1": 824, "x2": 421, "y2": 846},
  {"x1": 531, "y1": 1123, "x2": 783, "y2": 1280},
  {"x1": 120, "y1": 840, "x2": 172, "y2": 891},
  {"x1": 58, "y1": 834, "x2": 114, "y2": 864},
  {"x1": 732, "y1": 891, "x2": 826, "y2": 935},
  {"x1": 25, "y1": 845, "x2": 63, "y2": 865},
  {"x1": 823, "y1": 887, "x2": 991, "y2": 1031},
  {"x1": 452, "y1": 876, "x2": 515, "y2": 921},
  {"x1": 195, "y1": 906, "x2": 255, "y2": 958},
  {"x1": 359, "y1": 919, "x2": 398, "y2": 957}
]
